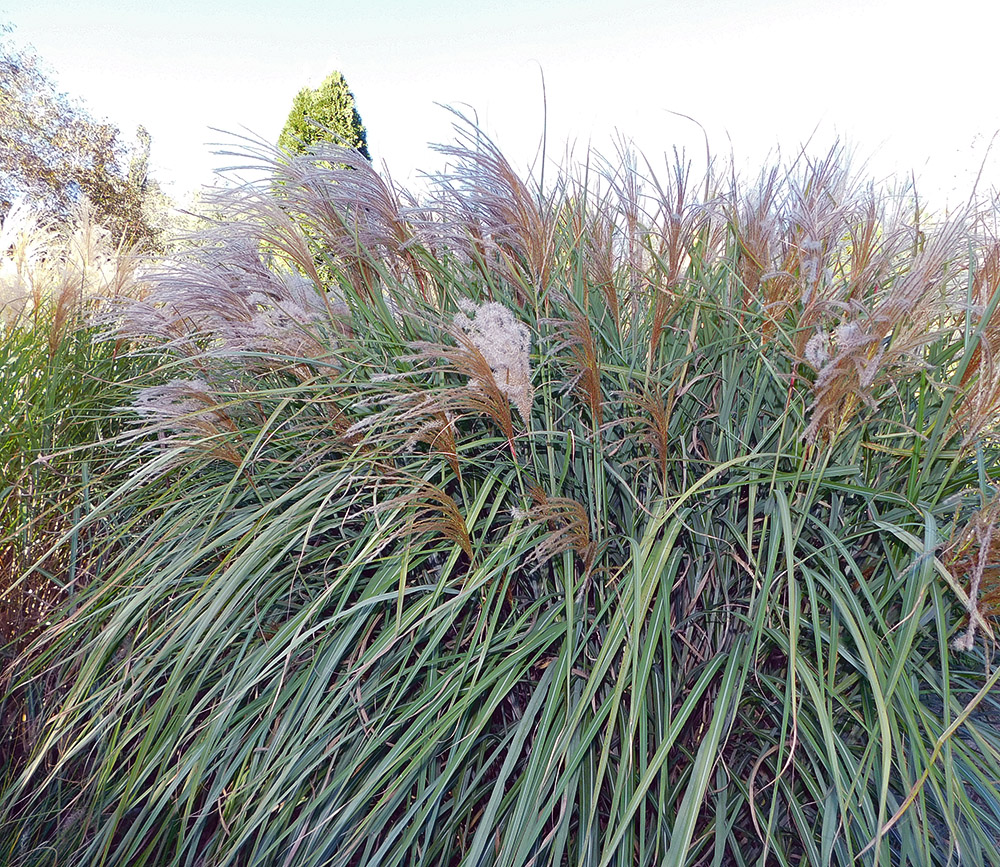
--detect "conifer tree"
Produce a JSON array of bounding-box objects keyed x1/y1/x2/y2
[{"x1": 278, "y1": 71, "x2": 370, "y2": 160}]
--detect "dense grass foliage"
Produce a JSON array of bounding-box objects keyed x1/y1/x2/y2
[
  {"x1": 4, "y1": 126, "x2": 1000, "y2": 865},
  {"x1": 0, "y1": 201, "x2": 152, "y2": 768}
]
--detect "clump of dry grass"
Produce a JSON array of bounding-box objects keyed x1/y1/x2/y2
[
  {"x1": 0, "y1": 195, "x2": 145, "y2": 585},
  {"x1": 1, "y1": 197, "x2": 138, "y2": 338}
]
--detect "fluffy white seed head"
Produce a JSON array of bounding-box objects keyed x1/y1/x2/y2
[{"x1": 453, "y1": 299, "x2": 534, "y2": 424}]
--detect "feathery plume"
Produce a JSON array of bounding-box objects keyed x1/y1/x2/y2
[
  {"x1": 803, "y1": 219, "x2": 966, "y2": 442},
  {"x1": 520, "y1": 484, "x2": 596, "y2": 572},
  {"x1": 375, "y1": 478, "x2": 473, "y2": 560},
  {"x1": 346, "y1": 302, "x2": 533, "y2": 465},
  {"x1": 131, "y1": 379, "x2": 245, "y2": 468},
  {"x1": 945, "y1": 499, "x2": 1000, "y2": 651},
  {"x1": 546, "y1": 309, "x2": 602, "y2": 423},
  {"x1": 953, "y1": 237, "x2": 1000, "y2": 446},
  {"x1": 452, "y1": 298, "x2": 534, "y2": 425},
  {"x1": 422, "y1": 113, "x2": 558, "y2": 303}
]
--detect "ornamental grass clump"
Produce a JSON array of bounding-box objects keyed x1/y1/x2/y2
[
  {"x1": 0, "y1": 198, "x2": 151, "y2": 776},
  {"x1": 6, "y1": 122, "x2": 1000, "y2": 866}
]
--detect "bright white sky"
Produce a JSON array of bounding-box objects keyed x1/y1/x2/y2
[{"x1": 3, "y1": 0, "x2": 999, "y2": 211}]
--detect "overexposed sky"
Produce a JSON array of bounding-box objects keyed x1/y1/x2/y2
[{"x1": 3, "y1": 0, "x2": 1000, "y2": 209}]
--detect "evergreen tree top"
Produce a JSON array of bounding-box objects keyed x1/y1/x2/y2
[{"x1": 278, "y1": 70, "x2": 370, "y2": 161}]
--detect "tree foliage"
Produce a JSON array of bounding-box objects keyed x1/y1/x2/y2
[
  {"x1": 278, "y1": 70, "x2": 370, "y2": 160},
  {"x1": 0, "y1": 29, "x2": 164, "y2": 251}
]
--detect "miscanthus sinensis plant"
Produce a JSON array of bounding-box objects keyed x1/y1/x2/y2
[
  {"x1": 5, "y1": 122, "x2": 1000, "y2": 866},
  {"x1": 0, "y1": 198, "x2": 152, "y2": 769}
]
